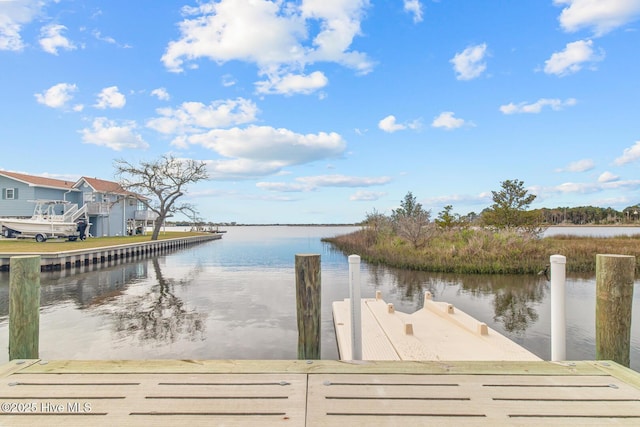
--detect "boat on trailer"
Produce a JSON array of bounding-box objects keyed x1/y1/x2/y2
[{"x1": 0, "y1": 200, "x2": 89, "y2": 242}]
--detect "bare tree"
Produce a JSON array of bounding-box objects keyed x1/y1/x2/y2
[{"x1": 114, "y1": 155, "x2": 209, "y2": 240}]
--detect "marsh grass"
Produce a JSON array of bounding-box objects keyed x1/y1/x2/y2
[
  {"x1": 323, "y1": 228, "x2": 640, "y2": 274},
  {"x1": 0, "y1": 232, "x2": 207, "y2": 253}
]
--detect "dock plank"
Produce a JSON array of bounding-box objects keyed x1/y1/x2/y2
[
  {"x1": 332, "y1": 299, "x2": 400, "y2": 360},
  {"x1": 306, "y1": 372, "x2": 640, "y2": 426},
  {"x1": 0, "y1": 368, "x2": 305, "y2": 426},
  {"x1": 1, "y1": 359, "x2": 640, "y2": 426}
]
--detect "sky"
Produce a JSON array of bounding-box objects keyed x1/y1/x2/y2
[{"x1": 1, "y1": 0, "x2": 640, "y2": 224}]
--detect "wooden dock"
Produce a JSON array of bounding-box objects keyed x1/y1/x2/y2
[
  {"x1": 1, "y1": 359, "x2": 640, "y2": 425},
  {"x1": 333, "y1": 291, "x2": 541, "y2": 361},
  {"x1": 0, "y1": 234, "x2": 221, "y2": 271}
]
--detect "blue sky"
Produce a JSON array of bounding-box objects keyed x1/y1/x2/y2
[{"x1": 1, "y1": 0, "x2": 640, "y2": 224}]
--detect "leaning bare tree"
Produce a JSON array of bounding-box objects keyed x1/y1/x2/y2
[{"x1": 114, "y1": 155, "x2": 209, "y2": 240}]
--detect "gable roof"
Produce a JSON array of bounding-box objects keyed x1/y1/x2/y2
[
  {"x1": 0, "y1": 170, "x2": 77, "y2": 190},
  {"x1": 76, "y1": 177, "x2": 139, "y2": 198},
  {"x1": 1, "y1": 170, "x2": 145, "y2": 200}
]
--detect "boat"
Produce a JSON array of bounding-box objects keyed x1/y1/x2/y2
[{"x1": 0, "y1": 200, "x2": 88, "y2": 242}]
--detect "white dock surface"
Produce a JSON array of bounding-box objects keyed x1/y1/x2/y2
[
  {"x1": 3, "y1": 359, "x2": 640, "y2": 426},
  {"x1": 333, "y1": 291, "x2": 541, "y2": 361}
]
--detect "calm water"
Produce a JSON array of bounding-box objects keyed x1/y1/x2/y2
[{"x1": 0, "y1": 226, "x2": 639, "y2": 370}]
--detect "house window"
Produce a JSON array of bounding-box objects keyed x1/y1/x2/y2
[{"x1": 3, "y1": 188, "x2": 18, "y2": 200}]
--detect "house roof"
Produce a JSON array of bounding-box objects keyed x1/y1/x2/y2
[
  {"x1": 0, "y1": 170, "x2": 77, "y2": 190},
  {"x1": 1, "y1": 170, "x2": 147, "y2": 200},
  {"x1": 0, "y1": 170, "x2": 140, "y2": 198},
  {"x1": 76, "y1": 177, "x2": 141, "y2": 198}
]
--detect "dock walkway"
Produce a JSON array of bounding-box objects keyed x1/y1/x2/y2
[
  {"x1": 1, "y1": 359, "x2": 640, "y2": 426},
  {"x1": 333, "y1": 291, "x2": 540, "y2": 361},
  {"x1": 0, "y1": 234, "x2": 221, "y2": 271}
]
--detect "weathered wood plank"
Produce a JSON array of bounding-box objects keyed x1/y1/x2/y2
[
  {"x1": 0, "y1": 359, "x2": 40, "y2": 378},
  {"x1": 9, "y1": 359, "x2": 618, "y2": 376},
  {"x1": 589, "y1": 360, "x2": 640, "y2": 389},
  {"x1": 295, "y1": 254, "x2": 321, "y2": 360},
  {"x1": 9, "y1": 256, "x2": 41, "y2": 360}
]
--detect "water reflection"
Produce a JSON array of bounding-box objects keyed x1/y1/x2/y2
[
  {"x1": 492, "y1": 283, "x2": 543, "y2": 334},
  {"x1": 364, "y1": 264, "x2": 547, "y2": 334},
  {"x1": 108, "y1": 258, "x2": 207, "y2": 345},
  {"x1": 0, "y1": 226, "x2": 637, "y2": 371},
  {"x1": 0, "y1": 262, "x2": 147, "y2": 318},
  {"x1": 360, "y1": 261, "x2": 638, "y2": 369}
]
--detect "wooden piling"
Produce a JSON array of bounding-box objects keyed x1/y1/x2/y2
[
  {"x1": 9, "y1": 255, "x2": 41, "y2": 360},
  {"x1": 295, "y1": 254, "x2": 321, "y2": 360},
  {"x1": 595, "y1": 254, "x2": 635, "y2": 367}
]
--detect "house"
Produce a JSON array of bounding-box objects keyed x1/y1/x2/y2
[{"x1": 0, "y1": 170, "x2": 157, "y2": 237}]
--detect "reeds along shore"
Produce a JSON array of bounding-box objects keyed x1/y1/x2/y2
[{"x1": 323, "y1": 228, "x2": 640, "y2": 275}]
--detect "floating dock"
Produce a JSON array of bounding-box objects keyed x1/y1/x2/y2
[
  {"x1": 1, "y1": 359, "x2": 640, "y2": 425},
  {"x1": 332, "y1": 291, "x2": 541, "y2": 361},
  {"x1": 0, "y1": 234, "x2": 221, "y2": 271}
]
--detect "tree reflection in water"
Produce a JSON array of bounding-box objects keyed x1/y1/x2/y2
[
  {"x1": 366, "y1": 264, "x2": 547, "y2": 334},
  {"x1": 456, "y1": 274, "x2": 546, "y2": 334},
  {"x1": 492, "y1": 282, "x2": 544, "y2": 334},
  {"x1": 111, "y1": 258, "x2": 207, "y2": 345}
]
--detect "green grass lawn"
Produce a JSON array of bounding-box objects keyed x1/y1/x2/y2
[{"x1": 0, "y1": 232, "x2": 209, "y2": 253}]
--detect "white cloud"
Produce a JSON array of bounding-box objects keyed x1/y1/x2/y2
[
  {"x1": 598, "y1": 171, "x2": 619, "y2": 182},
  {"x1": 536, "y1": 179, "x2": 640, "y2": 198},
  {"x1": 257, "y1": 175, "x2": 390, "y2": 193},
  {"x1": 179, "y1": 125, "x2": 347, "y2": 178},
  {"x1": 194, "y1": 126, "x2": 345, "y2": 163},
  {"x1": 404, "y1": 0, "x2": 423, "y2": 23},
  {"x1": 379, "y1": 115, "x2": 405, "y2": 133},
  {"x1": 0, "y1": 0, "x2": 46, "y2": 51},
  {"x1": 147, "y1": 98, "x2": 259, "y2": 135},
  {"x1": 38, "y1": 23, "x2": 76, "y2": 55},
  {"x1": 207, "y1": 158, "x2": 290, "y2": 179},
  {"x1": 500, "y1": 98, "x2": 577, "y2": 114},
  {"x1": 350, "y1": 190, "x2": 387, "y2": 201},
  {"x1": 554, "y1": 0, "x2": 640, "y2": 36},
  {"x1": 151, "y1": 87, "x2": 170, "y2": 101},
  {"x1": 378, "y1": 115, "x2": 421, "y2": 133},
  {"x1": 555, "y1": 158, "x2": 595, "y2": 172},
  {"x1": 222, "y1": 74, "x2": 237, "y2": 87},
  {"x1": 94, "y1": 86, "x2": 126, "y2": 109},
  {"x1": 615, "y1": 140, "x2": 640, "y2": 165},
  {"x1": 450, "y1": 43, "x2": 488, "y2": 80},
  {"x1": 92, "y1": 30, "x2": 116, "y2": 45},
  {"x1": 431, "y1": 111, "x2": 466, "y2": 130},
  {"x1": 297, "y1": 174, "x2": 391, "y2": 187},
  {"x1": 34, "y1": 83, "x2": 78, "y2": 109},
  {"x1": 255, "y1": 71, "x2": 328, "y2": 95},
  {"x1": 147, "y1": 96, "x2": 346, "y2": 180},
  {"x1": 161, "y1": 0, "x2": 373, "y2": 95},
  {"x1": 422, "y1": 192, "x2": 493, "y2": 208},
  {"x1": 257, "y1": 182, "x2": 311, "y2": 192},
  {"x1": 544, "y1": 39, "x2": 604, "y2": 76},
  {"x1": 79, "y1": 117, "x2": 149, "y2": 151}
]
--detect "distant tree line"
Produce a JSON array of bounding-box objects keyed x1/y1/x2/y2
[
  {"x1": 534, "y1": 206, "x2": 640, "y2": 225},
  {"x1": 325, "y1": 179, "x2": 640, "y2": 274},
  {"x1": 363, "y1": 179, "x2": 640, "y2": 250}
]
